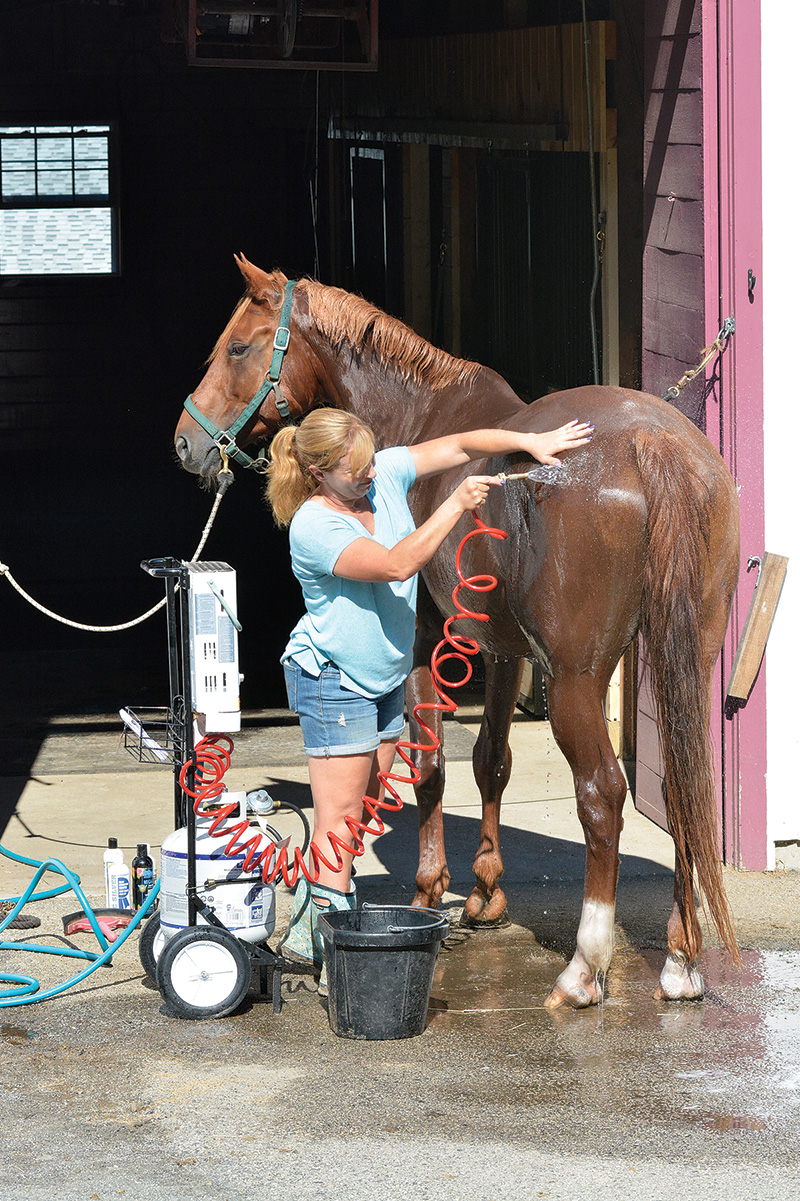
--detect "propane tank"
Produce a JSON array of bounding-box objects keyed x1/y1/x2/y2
[{"x1": 159, "y1": 792, "x2": 276, "y2": 945}]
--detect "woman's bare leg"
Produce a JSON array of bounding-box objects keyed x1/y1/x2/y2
[{"x1": 307, "y1": 739, "x2": 398, "y2": 889}]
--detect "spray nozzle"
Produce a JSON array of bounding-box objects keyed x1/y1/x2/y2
[{"x1": 497, "y1": 464, "x2": 563, "y2": 486}]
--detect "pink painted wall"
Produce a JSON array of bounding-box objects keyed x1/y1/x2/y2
[
  {"x1": 639, "y1": 0, "x2": 766, "y2": 868},
  {"x1": 637, "y1": 0, "x2": 707, "y2": 834},
  {"x1": 703, "y1": 0, "x2": 766, "y2": 869}
]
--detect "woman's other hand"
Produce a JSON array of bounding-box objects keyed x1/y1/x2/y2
[{"x1": 526, "y1": 420, "x2": 594, "y2": 466}]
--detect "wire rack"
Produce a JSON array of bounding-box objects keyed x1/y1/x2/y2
[{"x1": 119, "y1": 704, "x2": 185, "y2": 767}]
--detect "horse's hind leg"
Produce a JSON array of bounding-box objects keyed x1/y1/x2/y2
[
  {"x1": 653, "y1": 610, "x2": 734, "y2": 1002},
  {"x1": 543, "y1": 671, "x2": 629, "y2": 1009},
  {"x1": 462, "y1": 654, "x2": 524, "y2": 927},
  {"x1": 654, "y1": 853, "x2": 705, "y2": 1000}
]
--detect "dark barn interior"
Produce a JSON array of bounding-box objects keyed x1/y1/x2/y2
[{"x1": 0, "y1": 1, "x2": 647, "y2": 758}]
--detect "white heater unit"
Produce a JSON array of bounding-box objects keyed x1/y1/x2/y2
[{"x1": 186, "y1": 561, "x2": 241, "y2": 733}]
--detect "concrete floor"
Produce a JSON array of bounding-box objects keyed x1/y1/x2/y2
[{"x1": 2, "y1": 707, "x2": 800, "y2": 1201}]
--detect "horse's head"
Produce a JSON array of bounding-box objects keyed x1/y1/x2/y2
[{"x1": 174, "y1": 256, "x2": 322, "y2": 481}]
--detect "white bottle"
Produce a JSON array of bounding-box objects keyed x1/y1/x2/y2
[
  {"x1": 108, "y1": 857, "x2": 132, "y2": 910},
  {"x1": 103, "y1": 838, "x2": 123, "y2": 906}
]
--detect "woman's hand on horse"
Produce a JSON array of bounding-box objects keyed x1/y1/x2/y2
[
  {"x1": 528, "y1": 420, "x2": 594, "y2": 466},
  {"x1": 408, "y1": 422, "x2": 593, "y2": 479}
]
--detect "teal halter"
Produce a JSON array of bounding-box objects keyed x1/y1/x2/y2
[{"x1": 183, "y1": 280, "x2": 297, "y2": 472}]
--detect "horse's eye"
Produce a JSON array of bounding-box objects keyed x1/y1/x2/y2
[{"x1": 228, "y1": 343, "x2": 249, "y2": 358}]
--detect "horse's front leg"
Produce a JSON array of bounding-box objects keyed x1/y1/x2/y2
[
  {"x1": 543, "y1": 672, "x2": 628, "y2": 1009},
  {"x1": 461, "y1": 654, "x2": 524, "y2": 927},
  {"x1": 406, "y1": 661, "x2": 449, "y2": 907},
  {"x1": 406, "y1": 584, "x2": 451, "y2": 908}
]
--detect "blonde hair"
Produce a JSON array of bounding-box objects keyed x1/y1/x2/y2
[{"x1": 265, "y1": 409, "x2": 376, "y2": 527}]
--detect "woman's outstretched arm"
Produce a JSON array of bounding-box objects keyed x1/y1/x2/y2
[{"x1": 409, "y1": 420, "x2": 593, "y2": 479}]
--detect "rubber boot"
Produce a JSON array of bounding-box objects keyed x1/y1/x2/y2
[
  {"x1": 311, "y1": 880, "x2": 356, "y2": 997},
  {"x1": 279, "y1": 876, "x2": 320, "y2": 968}
]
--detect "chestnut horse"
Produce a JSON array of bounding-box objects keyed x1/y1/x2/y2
[{"x1": 174, "y1": 257, "x2": 740, "y2": 1008}]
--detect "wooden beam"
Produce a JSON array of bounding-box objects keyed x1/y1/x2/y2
[
  {"x1": 402, "y1": 144, "x2": 431, "y2": 339},
  {"x1": 727, "y1": 553, "x2": 789, "y2": 702},
  {"x1": 600, "y1": 146, "x2": 620, "y2": 385}
]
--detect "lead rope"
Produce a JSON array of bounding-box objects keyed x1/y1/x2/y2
[
  {"x1": 0, "y1": 460, "x2": 234, "y2": 633},
  {"x1": 662, "y1": 318, "x2": 735, "y2": 403}
]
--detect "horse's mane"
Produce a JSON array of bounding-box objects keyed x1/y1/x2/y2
[
  {"x1": 304, "y1": 279, "x2": 482, "y2": 392},
  {"x1": 208, "y1": 271, "x2": 483, "y2": 393}
]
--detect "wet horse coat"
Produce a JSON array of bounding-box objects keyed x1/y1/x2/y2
[{"x1": 174, "y1": 259, "x2": 741, "y2": 1008}]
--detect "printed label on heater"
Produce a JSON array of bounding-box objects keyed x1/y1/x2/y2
[
  {"x1": 250, "y1": 904, "x2": 264, "y2": 923},
  {"x1": 217, "y1": 615, "x2": 235, "y2": 663},
  {"x1": 194, "y1": 593, "x2": 216, "y2": 635},
  {"x1": 226, "y1": 905, "x2": 246, "y2": 928}
]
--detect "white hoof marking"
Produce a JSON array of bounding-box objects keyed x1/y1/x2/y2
[
  {"x1": 552, "y1": 899, "x2": 616, "y2": 1000},
  {"x1": 659, "y1": 950, "x2": 705, "y2": 999}
]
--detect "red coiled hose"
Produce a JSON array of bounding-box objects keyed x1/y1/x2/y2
[{"x1": 179, "y1": 511, "x2": 507, "y2": 888}]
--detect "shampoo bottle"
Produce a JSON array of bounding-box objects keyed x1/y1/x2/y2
[
  {"x1": 109, "y1": 856, "x2": 132, "y2": 910},
  {"x1": 131, "y1": 843, "x2": 155, "y2": 910},
  {"x1": 103, "y1": 838, "x2": 123, "y2": 907}
]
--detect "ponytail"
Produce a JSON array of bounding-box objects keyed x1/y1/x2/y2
[{"x1": 265, "y1": 426, "x2": 312, "y2": 527}]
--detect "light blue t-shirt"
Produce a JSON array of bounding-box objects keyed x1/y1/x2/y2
[{"x1": 282, "y1": 446, "x2": 418, "y2": 699}]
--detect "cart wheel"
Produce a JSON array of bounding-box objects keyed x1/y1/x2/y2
[
  {"x1": 156, "y1": 926, "x2": 252, "y2": 1020},
  {"x1": 139, "y1": 913, "x2": 167, "y2": 981}
]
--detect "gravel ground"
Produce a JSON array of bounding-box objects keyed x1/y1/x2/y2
[
  {"x1": 2, "y1": 705, "x2": 799, "y2": 1201},
  {"x1": 2, "y1": 871, "x2": 799, "y2": 1201}
]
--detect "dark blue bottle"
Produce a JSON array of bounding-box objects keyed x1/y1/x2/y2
[{"x1": 132, "y1": 843, "x2": 155, "y2": 910}]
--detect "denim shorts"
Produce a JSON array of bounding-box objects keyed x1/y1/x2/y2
[{"x1": 283, "y1": 658, "x2": 406, "y2": 757}]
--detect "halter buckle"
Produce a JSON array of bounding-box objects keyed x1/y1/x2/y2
[{"x1": 273, "y1": 325, "x2": 291, "y2": 353}]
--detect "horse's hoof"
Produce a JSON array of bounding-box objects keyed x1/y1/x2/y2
[
  {"x1": 545, "y1": 955, "x2": 603, "y2": 1009},
  {"x1": 458, "y1": 906, "x2": 510, "y2": 930},
  {"x1": 544, "y1": 981, "x2": 600, "y2": 1010},
  {"x1": 461, "y1": 886, "x2": 509, "y2": 928},
  {"x1": 653, "y1": 984, "x2": 704, "y2": 1002},
  {"x1": 654, "y1": 951, "x2": 705, "y2": 1001},
  {"x1": 410, "y1": 891, "x2": 438, "y2": 910}
]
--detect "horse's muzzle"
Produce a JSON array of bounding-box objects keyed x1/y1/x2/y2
[{"x1": 175, "y1": 432, "x2": 220, "y2": 478}]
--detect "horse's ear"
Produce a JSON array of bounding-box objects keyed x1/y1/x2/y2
[{"x1": 234, "y1": 254, "x2": 287, "y2": 304}]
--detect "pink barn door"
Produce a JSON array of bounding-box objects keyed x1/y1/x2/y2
[{"x1": 636, "y1": 0, "x2": 707, "y2": 833}]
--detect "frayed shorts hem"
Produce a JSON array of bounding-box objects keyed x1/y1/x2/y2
[
  {"x1": 283, "y1": 658, "x2": 405, "y2": 759},
  {"x1": 303, "y1": 728, "x2": 403, "y2": 758}
]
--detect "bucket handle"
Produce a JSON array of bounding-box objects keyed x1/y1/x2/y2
[
  {"x1": 360, "y1": 904, "x2": 449, "y2": 935},
  {"x1": 386, "y1": 923, "x2": 445, "y2": 934}
]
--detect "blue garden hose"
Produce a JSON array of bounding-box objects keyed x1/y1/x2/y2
[
  {"x1": 2, "y1": 843, "x2": 78, "y2": 903},
  {"x1": 0, "y1": 841, "x2": 160, "y2": 1006}
]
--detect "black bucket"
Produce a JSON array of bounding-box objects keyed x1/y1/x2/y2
[{"x1": 317, "y1": 904, "x2": 449, "y2": 1040}]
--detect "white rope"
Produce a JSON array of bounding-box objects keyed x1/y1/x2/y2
[{"x1": 0, "y1": 483, "x2": 228, "y2": 634}]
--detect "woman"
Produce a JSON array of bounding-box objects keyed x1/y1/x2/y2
[{"x1": 266, "y1": 409, "x2": 592, "y2": 992}]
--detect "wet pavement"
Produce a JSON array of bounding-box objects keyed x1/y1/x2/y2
[{"x1": 2, "y1": 709, "x2": 800, "y2": 1200}]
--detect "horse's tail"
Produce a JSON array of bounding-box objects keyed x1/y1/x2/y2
[{"x1": 634, "y1": 427, "x2": 739, "y2": 963}]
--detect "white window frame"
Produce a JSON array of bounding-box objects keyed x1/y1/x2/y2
[{"x1": 0, "y1": 123, "x2": 119, "y2": 277}]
